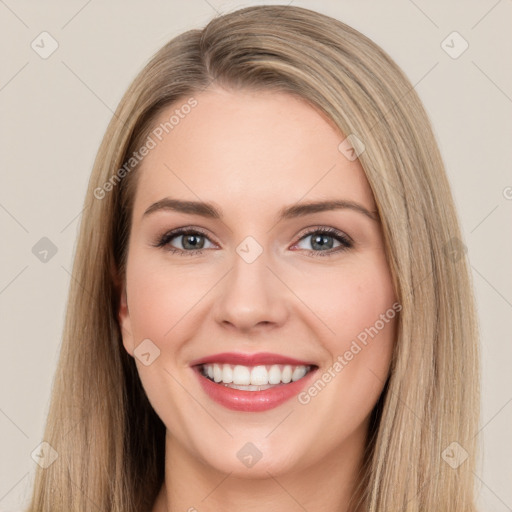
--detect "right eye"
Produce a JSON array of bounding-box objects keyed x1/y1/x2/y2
[{"x1": 155, "y1": 228, "x2": 216, "y2": 255}]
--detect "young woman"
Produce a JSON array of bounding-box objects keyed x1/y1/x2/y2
[{"x1": 27, "y1": 5, "x2": 480, "y2": 511}]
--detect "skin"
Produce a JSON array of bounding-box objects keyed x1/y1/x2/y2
[{"x1": 118, "y1": 87, "x2": 398, "y2": 512}]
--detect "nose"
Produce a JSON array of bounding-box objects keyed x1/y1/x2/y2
[{"x1": 212, "y1": 248, "x2": 290, "y2": 334}]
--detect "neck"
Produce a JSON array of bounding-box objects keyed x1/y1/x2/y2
[{"x1": 153, "y1": 425, "x2": 369, "y2": 512}]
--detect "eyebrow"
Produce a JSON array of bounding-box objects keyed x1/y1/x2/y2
[{"x1": 143, "y1": 198, "x2": 379, "y2": 222}]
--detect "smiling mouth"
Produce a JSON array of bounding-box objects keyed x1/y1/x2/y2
[{"x1": 199, "y1": 363, "x2": 317, "y2": 391}]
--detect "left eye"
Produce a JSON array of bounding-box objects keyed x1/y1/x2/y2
[{"x1": 294, "y1": 229, "x2": 353, "y2": 254}]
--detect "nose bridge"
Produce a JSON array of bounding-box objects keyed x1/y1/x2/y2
[{"x1": 213, "y1": 239, "x2": 288, "y2": 331}]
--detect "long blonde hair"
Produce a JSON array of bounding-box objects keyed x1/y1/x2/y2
[{"x1": 27, "y1": 5, "x2": 480, "y2": 511}]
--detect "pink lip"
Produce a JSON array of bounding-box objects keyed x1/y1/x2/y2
[
  {"x1": 192, "y1": 365, "x2": 319, "y2": 412},
  {"x1": 189, "y1": 352, "x2": 316, "y2": 367}
]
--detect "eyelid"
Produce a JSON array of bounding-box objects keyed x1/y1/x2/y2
[{"x1": 294, "y1": 225, "x2": 354, "y2": 244}]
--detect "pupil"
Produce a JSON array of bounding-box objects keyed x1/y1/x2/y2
[{"x1": 312, "y1": 234, "x2": 333, "y2": 251}]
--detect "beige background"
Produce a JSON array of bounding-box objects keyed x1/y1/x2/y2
[{"x1": 1, "y1": 1, "x2": 511, "y2": 510}]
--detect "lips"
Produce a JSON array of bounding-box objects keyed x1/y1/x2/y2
[{"x1": 190, "y1": 352, "x2": 319, "y2": 412}]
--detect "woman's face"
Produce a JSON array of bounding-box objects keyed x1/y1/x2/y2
[{"x1": 119, "y1": 87, "x2": 398, "y2": 477}]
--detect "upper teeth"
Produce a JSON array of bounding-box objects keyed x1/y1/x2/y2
[{"x1": 202, "y1": 363, "x2": 311, "y2": 386}]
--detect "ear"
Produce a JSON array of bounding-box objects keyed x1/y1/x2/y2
[{"x1": 118, "y1": 281, "x2": 135, "y2": 357}]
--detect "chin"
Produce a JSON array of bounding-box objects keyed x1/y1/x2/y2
[{"x1": 190, "y1": 434, "x2": 306, "y2": 478}]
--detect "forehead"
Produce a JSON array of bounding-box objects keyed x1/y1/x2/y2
[{"x1": 132, "y1": 88, "x2": 375, "y2": 216}]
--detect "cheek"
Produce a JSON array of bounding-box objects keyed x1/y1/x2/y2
[
  {"x1": 288, "y1": 255, "x2": 397, "y2": 352},
  {"x1": 291, "y1": 255, "x2": 397, "y2": 406},
  {"x1": 126, "y1": 255, "x2": 213, "y2": 341},
  {"x1": 293, "y1": 274, "x2": 396, "y2": 451},
  {"x1": 320, "y1": 263, "x2": 396, "y2": 413}
]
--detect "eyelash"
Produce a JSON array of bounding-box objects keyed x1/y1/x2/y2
[{"x1": 154, "y1": 226, "x2": 353, "y2": 258}]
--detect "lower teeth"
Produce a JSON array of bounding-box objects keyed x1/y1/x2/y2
[{"x1": 220, "y1": 382, "x2": 280, "y2": 391}]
